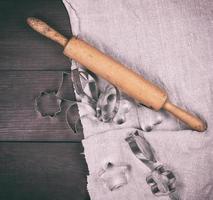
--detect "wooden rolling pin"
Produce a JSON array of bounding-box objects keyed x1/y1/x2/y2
[{"x1": 27, "y1": 17, "x2": 207, "y2": 132}]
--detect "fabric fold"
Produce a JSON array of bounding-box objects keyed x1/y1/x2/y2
[{"x1": 62, "y1": 0, "x2": 213, "y2": 199}]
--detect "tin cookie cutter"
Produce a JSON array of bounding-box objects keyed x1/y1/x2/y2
[
  {"x1": 125, "y1": 131, "x2": 180, "y2": 200},
  {"x1": 35, "y1": 90, "x2": 62, "y2": 117}
]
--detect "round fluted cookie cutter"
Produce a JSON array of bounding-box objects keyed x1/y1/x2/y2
[{"x1": 34, "y1": 90, "x2": 62, "y2": 117}]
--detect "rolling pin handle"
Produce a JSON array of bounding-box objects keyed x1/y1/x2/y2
[
  {"x1": 27, "y1": 17, "x2": 68, "y2": 47},
  {"x1": 163, "y1": 101, "x2": 207, "y2": 132}
]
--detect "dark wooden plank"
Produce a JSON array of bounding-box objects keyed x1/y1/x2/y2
[
  {"x1": 0, "y1": 71, "x2": 83, "y2": 141},
  {"x1": 0, "y1": 142, "x2": 90, "y2": 200},
  {"x1": 0, "y1": 0, "x2": 72, "y2": 70}
]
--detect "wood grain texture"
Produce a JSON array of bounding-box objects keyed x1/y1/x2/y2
[
  {"x1": 0, "y1": 1, "x2": 89, "y2": 199},
  {"x1": 0, "y1": 71, "x2": 83, "y2": 141},
  {"x1": 0, "y1": 0, "x2": 72, "y2": 70},
  {"x1": 0, "y1": 142, "x2": 90, "y2": 200}
]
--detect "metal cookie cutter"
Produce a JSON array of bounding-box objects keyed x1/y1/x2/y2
[
  {"x1": 99, "y1": 162, "x2": 129, "y2": 191},
  {"x1": 146, "y1": 165, "x2": 177, "y2": 198},
  {"x1": 125, "y1": 131, "x2": 180, "y2": 200},
  {"x1": 34, "y1": 68, "x2": 122, "y2": 134},
  {"x1": 35, "y1": 91, "x2": 62, "y2": 117}
]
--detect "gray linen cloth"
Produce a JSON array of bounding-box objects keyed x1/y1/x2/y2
[{"x1": 63, "y1": 0, "x2": 213, "y2": 199}]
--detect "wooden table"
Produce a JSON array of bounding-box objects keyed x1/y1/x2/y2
[{"x1": 0, "y1": 0, "x2": 89, "y2": 199}]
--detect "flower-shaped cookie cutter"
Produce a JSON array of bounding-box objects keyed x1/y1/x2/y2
[{"x1": 35, "y1": 91, "x2": 62, "y2": 117}]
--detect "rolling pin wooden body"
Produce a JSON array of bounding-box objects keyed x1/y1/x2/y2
[
  {"x1": 64, "y1": 38, "x2": 167, "y2": 110},
  {"x1": 27, "y1": 17, "x2": 207, "y2": 132}
]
